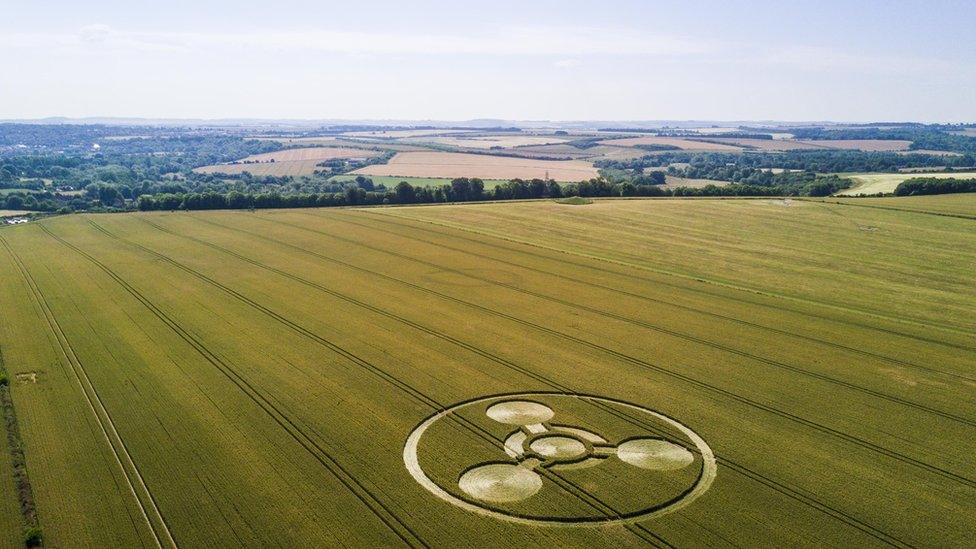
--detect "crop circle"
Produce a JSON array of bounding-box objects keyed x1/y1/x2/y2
[{"x1": 403, "y1": 392, "x2": 716, "y2": 526}]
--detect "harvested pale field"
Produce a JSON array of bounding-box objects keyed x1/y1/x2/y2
[
  {"x1": 514, "y1": 144, "x2": 586, "y2": 154},
  {"x1": 421, "y1": 136, "x2": 570, "y2": 149},
  {"x1": 194, "y1": 147, "x2": 381, "y2": 176},
  {"x1": 836, "y1": 171, "x2": 976, "y2": 196},
  {"x1": 227, "y1": 147, "x2": 381, "y2": 163},
  {"x1": 1, "y1": 196, "x2": 973, "y2": 546},
  {"x1": 688, "y1": 127, "x2": 741, "y2": 134},
  {"x1": 799, "y1": 139, "x2": 913, "y2": 151},
  {"x1": 352, "y1": 151, "x2": 599, "y2": 182},
  {"x1": 503, "y1": 144, "x2": 593, "y2": 159},
  {"x1": 0, "y1": 210, "x2": 31, "y2": 217},
  {"x1": 696, "y1": 138, "x2": 916, "y2": 152},
  {"x1": 345, "y1": 129, "x2": 479, "y2": 138},
  {"x1": 599, "y1": 137, "x2": 744, "y2": 152},
  {"x1": 585, "y1": 145, "x2": 650, "y2": 160},
  {"x1": 664, "y1": 176, "x2": 726, "y2": 189},
  {"x1": 704, "y1": 138, "x2": 824, "y2": 151}
]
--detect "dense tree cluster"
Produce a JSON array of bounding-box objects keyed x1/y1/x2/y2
[
  {"x1": 597, "y1": 150, "x2": 976, "y2": 174},
  {"x1": 894, "y1": 178, "x2": 976, "y2": 196},
  {"x1": 136, "y1": 175, "x2": 837, "y2": 212}
]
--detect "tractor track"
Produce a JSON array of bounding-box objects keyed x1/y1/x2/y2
[
  {"x1": 122, "y1": 216, "x2": 912, "y2": 546},
  {"x1": 0, "y1": 234, "x2": 178, "y2": 549},
  {"x1": 84, "y1": 220, "x2": 670, "y2": 547},
  {"x1": 336, "y1": 210, "x2": 975, "y2": 381},
  {"x1": 239, "y1": 212, "x2": 975, "y2": 429},
  {"x1": 348, "y1": 210, "x2": 976, "y2": 352},
  {"x1": 34, "y1": 224, "x2": 426, "y2": 549}
]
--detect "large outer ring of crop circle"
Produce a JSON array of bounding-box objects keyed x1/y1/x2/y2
[{"x1": 403, "y1": 391, "x2": 717, "y2": 527}]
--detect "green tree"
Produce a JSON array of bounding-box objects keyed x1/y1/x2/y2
[
  {"x1": 394, "y1": 181, "x2": 416, "y2": 203},
  {"x1": 4, "y1": 194, "x2": 25, "y2": 210}
]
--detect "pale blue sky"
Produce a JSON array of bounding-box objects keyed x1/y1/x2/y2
[{"x1": 2, "y1": 0, "x2": 974, "y2": 121}]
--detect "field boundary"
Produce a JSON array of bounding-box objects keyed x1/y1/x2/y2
[
  {"x1": 0, "y1": 339, "x2": 41, "y2": 544},
  {"x1": 0, "y1": 235, "x2": 177, "y2": 549}
]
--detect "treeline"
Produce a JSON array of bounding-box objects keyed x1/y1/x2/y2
[
  {"x1": 598, "y1": 150, "x2": 976, "y2": 174},
  {"x1": 787, "y1": 126, "x2": 976, "y2": 154},
  {"x1": 136, "y1": 176, "x2": 826, "y2": 212},
  {"x1": 894, "y1": 178, "x2": 976, "y2": 196}
]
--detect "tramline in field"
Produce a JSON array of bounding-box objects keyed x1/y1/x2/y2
[{"x1": 0, "y1": 195, "x2": 974, "y2": 547}]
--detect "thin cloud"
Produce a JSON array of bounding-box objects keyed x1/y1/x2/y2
[
  {"x1": 0, "y1": 24, "x2": 713, "y2": 57},
  {"x1": 758, "y1": 46, "x2": 973, "y2": 75},
  {"x1": 553, "y1": 59, "x2": 580, "y2": 68}
]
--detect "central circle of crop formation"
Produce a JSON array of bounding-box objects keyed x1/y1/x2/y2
[{"x1": 403, "y1": 392, "x2": 717, "y2": 526}]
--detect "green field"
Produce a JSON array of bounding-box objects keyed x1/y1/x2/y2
[
  {"x1": 0, "y1": 195, "x2": 973, "y2": 546},
  {"x1": 330, "y1": 174, "x2": 512, "y2": 189},
  {"x1": 836, "y1": 171, "x2": 976, "y2": 196}
]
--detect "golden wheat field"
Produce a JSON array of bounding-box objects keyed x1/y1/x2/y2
[{"x1": 0, "y1": 195, "x2": 974, "y2": 547}]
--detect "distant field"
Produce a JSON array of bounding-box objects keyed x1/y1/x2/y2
[
  {"x1": 836, "y1": 171, "x2": 976, "y2": 196},
  {"x1": 584, "y1": 145, "x2": 649, "y2": 160},
  {"x1": 352, "y1": 151, "x2": 599, "y2": 182},
  {"x1": 329, "y1": 174, "x2": 510, "y2": 189},
  {"x1": 344, "y1": 129, "x2": 480, "y2": 138},
  {"x1": 1, "y1": 197, "x2": 973, "y2": 545},
  {"x1": 420, "y1": 136, "x2": 570, "y2": 149},
  {"x1": 664, "y1": 176, "x2": 725, "y2": 188},
  {"x1": 194, "y1": 147, "x2": 381, "y2": 176},
  {"x1": 656, "y1": 138, "x2": 915, "y2": 152},
  {"x1": 803, "y1": 139, "x2": 913, "y2": 152},
  {"x1": 249, "y1": 136, "x2": 338, "y2": 145},
  {"x1": 0, "y1": 210, "x2": 31, "y2": 217},
  {"x1": 600, "y1": 137, "x2": 744, "y2": 152},
  {"x1": 705, "y1": 138, "x2": 823, "y2": 151},
  {"x1": 249, "y1": 137, "x2": 426, "y2": 152}
]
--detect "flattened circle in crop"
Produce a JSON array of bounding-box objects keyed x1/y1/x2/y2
[
  {"x1": 486, "y1": 400, "x2": 554, "y2": 425},
  {"x1": 403, "y1": 392, "x2": 716, "y2": 527},
  {"x1": 617, "y1": 438, "x2": 695, "y2": 470},
  {"x1": 458, "y1": 463, "x2": 543, "y2": 503},
  {"x1": 529, "y1": 435, "x2": 587, "y2": 459}
]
